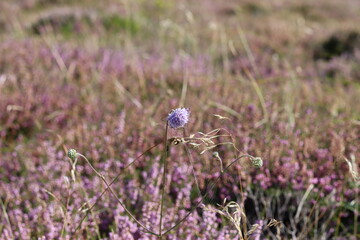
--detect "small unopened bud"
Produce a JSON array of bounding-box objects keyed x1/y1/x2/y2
[
  {"x1": 251, "y1": 157, "x2": 263, "y2": 168},
  {"x1": 212, "y1": 152, "x2": 220, "y2": 158},
  {"x1": 67, "y1": 149, "x2": 77, "y2": 161},
  {"x1": 212, "y1": 152, "x2": 223, "y2": 172}
]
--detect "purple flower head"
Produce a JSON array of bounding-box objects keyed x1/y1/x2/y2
[{"x1": 167, "y1": 108, "x2": 190, "y2": 129}]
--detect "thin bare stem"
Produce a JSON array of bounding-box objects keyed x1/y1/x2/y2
[
  {"x1": 159, "y1": 122, "x2": 169, "y2": 238},
  {"x1": 72, "y1": 143, "x2": 161, "y2": 237},
  {"x1": 77, "y1": 153, "x2": 157, "y2": 235}
]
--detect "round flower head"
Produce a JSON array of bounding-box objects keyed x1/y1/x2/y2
[
  {"x1": 167, "y1": 108, "x2": 190, "y2": 129},
  {"x1": 251, "y1": 157, "x2": 263, "y2": 168},
  {"x1": 67, "y1": 149, "x2": 77, "y2": 161}
]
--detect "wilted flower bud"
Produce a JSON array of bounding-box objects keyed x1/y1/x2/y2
[
  {"x1": 67, "y1": 149, "x2": 77, "y2": 161},
  {"x1": 167, "y1": 108, "x2": 190, "y2": 129},
  {"x1": 251, "y1": 157, "x2": 263, "y2": 168}
]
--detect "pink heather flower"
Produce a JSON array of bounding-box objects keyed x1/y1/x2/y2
[{"x1": 167, "y1": 108, "x2": 190, "y2": 129}]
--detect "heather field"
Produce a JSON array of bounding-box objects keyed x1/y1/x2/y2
[{"x1": 1, "y1": 0, "x2": 360, "y2": 239}]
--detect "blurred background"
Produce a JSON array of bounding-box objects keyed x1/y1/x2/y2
[{"x1": 0, "y1": 0, "x2": 359, "y2": 239}]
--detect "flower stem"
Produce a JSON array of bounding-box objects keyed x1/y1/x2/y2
[{"x1": 159, "y1": 122, "x2": 169, "y2": 238}]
